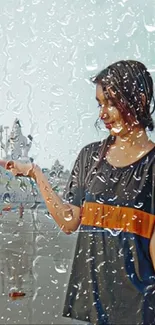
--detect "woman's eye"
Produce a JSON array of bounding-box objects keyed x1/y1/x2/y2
[
  {"x1": 98, "y1": 103, "x2": 104, "y2": 108},
  {"x1": 108, "y1": 100, "x2": 113, "y2": 106}
]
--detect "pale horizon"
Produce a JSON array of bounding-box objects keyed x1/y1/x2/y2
[{"x1": 1, "y1": 0, "x2": 155, "y2": 171}]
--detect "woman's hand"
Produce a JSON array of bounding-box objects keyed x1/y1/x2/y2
[
  {"x1": 0, "y1": 159, "x2": 35, "y2": 179},
  {"x1": 150, "y1": 227, "x2": 155, "y2": 271}
]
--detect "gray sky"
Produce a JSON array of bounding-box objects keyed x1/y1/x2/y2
[{"x1": 0, "y1": 0, "x2": 155, "y2": 170}]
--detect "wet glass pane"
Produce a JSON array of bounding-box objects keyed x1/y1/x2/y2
[{"x1": 0, "y1": 0, "x2": 155, "y2": 324}]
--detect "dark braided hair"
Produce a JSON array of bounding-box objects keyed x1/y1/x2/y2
[
  {"x1": 92, "y1": 60, "x2": 155, "y2": 131},
  {"x1": 85, "y1": 61, "x2": 155, "y2": 186}
]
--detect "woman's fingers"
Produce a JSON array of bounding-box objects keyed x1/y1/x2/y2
[
  {"x1": 0, "y1": 160, "x2": 15, "y2": 170},
  {"x1": 0, "y1": 160, "x2": 8, "y2": 169},
  {"x1": 0, "y1": 160, "x2": 34, "y2": 178},
  {"x1": 5, "y1": 161, "x2": 15, "y2": 170}
]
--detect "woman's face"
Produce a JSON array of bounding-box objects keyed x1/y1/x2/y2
[{"x1": 96, "y1": 83, "x2": 133, "y2": 137}]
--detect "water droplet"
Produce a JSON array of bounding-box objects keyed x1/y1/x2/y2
[
  {"x1": 46, "y1": 121, "x2": 53, "y2": 134},
  {"x1": 118, "y1": 249, "x2": 124, "y2": 257},
  {"x1": 133, "y1": 175, "x2": 141, "y2": 181},
  {"x1": 108, "y1": 196, "x2": 118, "y2": 202},
  {"x1": 112, "y1": 125, "x2": 123, "y2": 133},
  {"x1": 143, "y1": 16, "x2": 155, "y2": 32},
  {"x1": 134, "y1": 202, "x2": 143, "y2": 209},
  {"x1": 97, "y1": 175, "x2": 106, "y2": 183},
  {"x1": 85, "y1": 53, "x2": 98, "y2": 71},
  {"x1": 20, "y1": 56, "x2": 37, "y2": 75},
  {"x1": 3, "y1": 192, "x2": 11, "y2": 203},
  {"x1": 118, "y1": 9, "x2": 134, "y2": 23},
  {"x1": 32, "y1": 0, "x2": 41, "y2": 4},
  {"x1": 55, "y1": 263, "x2": 67, "y2": 274},
  {"x1": 104, "y1": 228, "x2": 123, "y2": 236},
  {"x1": 95, "y1": 261, "x2": 105, "y2": 272},
  {"x1": 0, "y1": 24, "x2": 3, "y2": 38},
  {"x1": 57, "y1": 15, "x2": 71, "y2": 26},
  {"x1": 126, "y1": 22, "x2": 137, "y2": 37},
  {"x1": 132, "y1": 215, "x2": 137, "y2": 220},
  {"x1": 51, "y1": 85, "x2": 64, "y2": 96},
  {"x1": 64, "y1": 214, "x2": 73, "y2": 221}
]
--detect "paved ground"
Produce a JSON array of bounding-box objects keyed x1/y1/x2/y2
[{"x1": 0, "y1": 207, "x2": 87, "y2": 324}]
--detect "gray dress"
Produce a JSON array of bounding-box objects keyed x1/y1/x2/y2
[{"x1": 62, "y1": 139, "x2": 155, "y2": 325}]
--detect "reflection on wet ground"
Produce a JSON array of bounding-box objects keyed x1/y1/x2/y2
[{"x1": 0, "y1": 207, "x2": 83, "y2": 324}]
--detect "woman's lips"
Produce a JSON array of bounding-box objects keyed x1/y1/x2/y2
[{"x1": 104, "y1": 122, "x2": 114, "y2": 129}]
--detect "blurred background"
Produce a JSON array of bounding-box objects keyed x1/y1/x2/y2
[
  {"x1": 0, "y1": 0, "x2": 155, "y2": 324},
  {"x1": 0, "y1": 0, "x2": 155, "y2": 171}
]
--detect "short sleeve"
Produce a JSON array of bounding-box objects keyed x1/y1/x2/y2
[{"x1": 62, "y1": 148, "x2": 86, "y2": 207}]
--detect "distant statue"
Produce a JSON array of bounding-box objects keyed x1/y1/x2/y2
[
  {"x1": 50, "y1": 159, "x2": 64, "y2": 178},
  {"x1": 1, "y1": 119, "x2": 33, "y2": 161},
  {"x1": 0, "y1": 126, "x2": 5, "y2": 156}
]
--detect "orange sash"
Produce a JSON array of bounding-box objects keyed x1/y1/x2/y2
[{"x1": 81, "y1": 202, "x2": 155, "y2": 239}]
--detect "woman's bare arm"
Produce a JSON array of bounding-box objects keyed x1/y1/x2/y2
[
  {"x1": 150, "y1": 227, "x2": 155, "y2": 270},
  {"x1": 31, "y1": 165, "x2": 81, "y2": 234},
  {"x1": 0, "y1": 159, "x2": 82, "y2": 234}
]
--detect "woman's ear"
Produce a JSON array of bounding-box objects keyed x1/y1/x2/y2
[
  {"x1": 141, "y1": 93, "x2": 146, "y2": 107},
  {"x1": 107, "y1": 87, "x2": 116, "y2": 98}
]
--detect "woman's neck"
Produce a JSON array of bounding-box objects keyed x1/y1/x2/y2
[{"x1": 114, "y1": 127, "x2": 151, "y2": 149}]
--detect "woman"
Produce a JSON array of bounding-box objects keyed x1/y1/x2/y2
[{"x1": 1, "y1": 60, "x2": 155, "y2": 325}]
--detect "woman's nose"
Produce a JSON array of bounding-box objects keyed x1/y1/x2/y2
[{"x1": 99, "y1": 105, "x2": 108, "y2": 120}]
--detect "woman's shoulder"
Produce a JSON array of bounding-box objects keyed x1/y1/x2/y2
[{"x1": 80, "y1": 138, "x2": 107, "y2": 155}]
